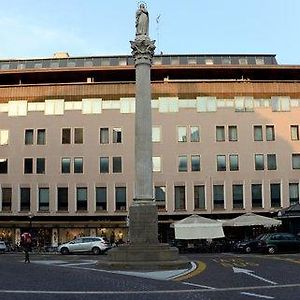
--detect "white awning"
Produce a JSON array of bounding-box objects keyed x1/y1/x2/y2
[
  {"x1": 222, "y1": 213, "x2": 282, "y2": 227},
  {"x1": 172, "y1": 214, "x2": 225, "y2": 240}
]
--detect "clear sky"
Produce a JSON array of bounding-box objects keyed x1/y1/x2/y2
[{"x1": 0, "y1": 0, "x2": 299, "y2": 64}]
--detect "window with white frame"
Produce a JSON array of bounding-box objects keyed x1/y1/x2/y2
[
  {"x1": 190, "y1": 126, "x2": 200, "y2": 142},
  {"x1": 217, "y1": 155, "x2": 226, "y2": 171},
  {"x1": 178, "y1": 155, "x2": 188, "y2": 172},
  {"x1": 155, "y1": 186, "x2": 166, "y2": 210},
  {"x1": 39, "y1": 188, "x2": 49, "y2": 211},
  {"x1": 113, "y1": 128, "x2": 122, "y2": 143},
  {"x1": 0, "y1": 130, "x2": 9, "y2": 145},
  {"x1": 174, "y1": 186, "x2": 185, "y2": 210},
  {"x1": 216, "y1": 126, "x2": 225, "y2": 142},
  {"x1": 292, "y1": 154, "x2": 300, "y2": 169},
  {"x1": 152, "y1": 127, "x2": 161, "y2": 142},
  {"x1": 194, "y1": 185, "x2": 205, "y2": 209},
  {"x1": 152, "y1": 157, "x2": 161, "y2": 172},
  {"x1": 291, "y1": 125, "x2": 299, "y2": 141},
  {"x1": 289, "y1": 183, "x2": 299, "y2": 205},
  {"x1": 213, "y1": 185, "x2": 224, "y2": 209},
  {"x1": 228, "y1": 126, "x2": 238, "y2": 141},
  {"x1": 177, "y1": 126, "x2": 187, "y2": 142}
]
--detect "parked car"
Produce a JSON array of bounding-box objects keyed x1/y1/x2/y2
[
  {"x1": 258, "y1": 233, "x2": 300, "y2": 254},
  {"x1": 58, "y1": 237, "x2": 111, "y2": 255},
  {"x1": 234, "y1": 234, "x2": 267, "y2": 253},
  {"x1": 0, "y1": 241, "x2": 7, "y2": 253}
]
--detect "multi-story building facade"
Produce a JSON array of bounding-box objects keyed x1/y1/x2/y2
[{"x1": 0, "y1": 53, "x2": 300, "y2": 246}]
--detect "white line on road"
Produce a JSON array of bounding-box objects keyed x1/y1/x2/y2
[
  {"x1": 182, "y1": 282, "x2": 216, "y2": 289},
  {"x1": 241, "y1": 292, "x2": 274, "y2": 299},
  {"x1": 1, "y1": 283, "x2": 300, "y2": 295}
]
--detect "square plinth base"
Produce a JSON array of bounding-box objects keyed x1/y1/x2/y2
[{"x1": 103, "y1": 243, "x2": 188, "y2": 270}]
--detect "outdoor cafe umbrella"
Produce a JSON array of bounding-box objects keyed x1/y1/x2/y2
[
  {"x1": 222, "y1": 213, "x2": 282, "y2": 227},
  {"x1": 171, "y1": 214, "x2": 225, "y2": 240}
]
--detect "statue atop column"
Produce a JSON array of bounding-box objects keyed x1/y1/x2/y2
[
  {"x1": 131, "y1": 3, "x2": 155, "y2": 64},
  {"x1": 135, "y1": 3, "x2": 149, "y2": 37}
]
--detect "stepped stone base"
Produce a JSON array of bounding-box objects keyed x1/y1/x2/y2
[{"x1": 102, "y1": 243, "x2": 189, "y2": 270}]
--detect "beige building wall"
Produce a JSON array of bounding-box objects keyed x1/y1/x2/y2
[{"x1": 0, "y1": 98, "x2": 299, "y2": 219}]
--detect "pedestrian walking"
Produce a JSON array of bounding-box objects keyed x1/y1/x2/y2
[{"x1": 24, "y1": 244, "x2": 30, "y2": 263}]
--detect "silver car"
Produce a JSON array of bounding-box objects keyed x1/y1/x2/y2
[
  {"x1": 0, "y1": 241, "x2": 7, "y2": 253},
  {"x1": 58, "y1": 237, "x2": 111, "y2": 255}
]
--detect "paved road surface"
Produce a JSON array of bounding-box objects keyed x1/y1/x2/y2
[{"x1": 0, "y1": 252, "x2": 300, "y2": 299}]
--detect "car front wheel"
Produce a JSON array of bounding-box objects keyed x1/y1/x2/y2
[
  {"x1": 267, "y1": 246, "x2": 276, "y2": 254},
  {"x1": 245, "y1": 246, "x2": 252, "y2": 253},
  {"x1": 92, "y1": 247, "x2": 101, "y2": 255},
  {"x1": 60, "y1": 247, "x2": 69, "y2": 255}
]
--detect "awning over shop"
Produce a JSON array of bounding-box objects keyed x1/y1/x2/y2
[
  {"x1": 222, "y1": 213, "x2": 282, "y2": 227},
  {"x1": 171, "y1": 214, "x2": 225, "y2": 240}
]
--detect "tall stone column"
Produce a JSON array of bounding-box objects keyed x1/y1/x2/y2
[
  {"x1": 106, "y1": 5, "x2": 185, "y2": 269},
  {"x1": 129, "y1": 37, "x2": 158, "y2": 246}
]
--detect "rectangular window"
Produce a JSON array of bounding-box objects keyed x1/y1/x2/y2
[
  {"x1": 155, "y1": 186, "x2": 166, "y2": 210},
  {"x1": 270, "y1": 183, "x2": 281, "y2": 207},
  {"x1": 194, "y1": 185, "x2": 205, "y2": 209},
  {"x1": 25, "y1": 129, "x2": 34, "y2": 145},
  {"x1": 100, "y1": 128, "x2": 109, "y2": 144},
  {"x1": 20, "y1": 187, "x2": 30, "y2": 211},
  {"x1": 254, "y1": 125, "x2": 263, "y2": 141},
  {"x1": 74, "y1": 128, "x2": 83, "y2": 144},
  {"x1": 177, "y1": 126, "x2": 187, "y2": 142},
  {"x1": 266, "y1": 125, "x2": 275, "y2": 141},
  {"x1": 96, "y1": 187, "x2": 107, "y2": 211},
  {"x1": 0, "y1": 129, "x2": 9, "y2": 145},
  {"x1": 252, "y1": 184, "x2": 262, "y2": 208},
  {"x1": 113, "y1": 128, "x2": 122, "y2": 143},
  {"x1": 77, "y1": 187, "x2": 87, "y2": 211},
  {"x1": 229, "y1": 154, "x2": 239, "y2": 171},
  {"x1": 115, "y1": 187, "x2": 126, "y2": 211},
  {"x1": 37, "y1": 129, "x2": 46, "y2": 145},
  {"x1": 267, "y1": 154, "x2": 277, "y2": 170},
  {"x1": 1, "y1": 188, "x2": 12, "y2": 211},
  {"x1": 57, "y1": 187, "x2": 68, "y2": 211},
  {"x1": 113, "y1": 157, "x2": 122, "y2": 173},
  {"x1": 291, "y1": 125, "x2": 299, "y2": 141},
  {"x1": 178, "y1": 155, "x2": 188, "y2": 172},
  {"x1": 213, "y1": 185, "x2": 224, "y2": 209},
  {"x1": 289, "y1": 183, "x2": 299, "y2": 205},
  {"x1": 36, "y1": 158, "x2": 45, "y2": 174},
  {"x1": 255, "y1": 154, "x2": 264, "y2": 170},
  {"x1": 217, "y1": 155, "x2": 226, "y2": 171},
  {"x1": 152, "y1": 127, "x2": 161, "y2": 142},
  {"x1": 228, "y1": 126, "x2": 238, "y2": 141},
  {"x1": 0, "y1": 159, "x2": 8, "y2": 174},
  {"x1": 216, "y1": 126, "x2": 225, "y2": 142},
  {"x1": 233, "y1": 184, "x2": 243, "y2": 209},
  {"x1": 191, "y1": 155, "x2": 201, "y2": 171},
  {"x1": 24, "y1": 158, "x2": 33, "y2": 174},
  {"x1": 61, "y1": 157, "x2": 71, "y2": 173},
  {"x1": 39, "y1": 188, "x2": 49, "y2": 211},
  {"x1": 190, "y1": 126, "x2": 200, "y2": 142},
  {"x1": 62, "y1": 128, "x2": 71, "y2": 144},
  {"x1": 74, "y1": 157, "x2": 83, "y2": 173},
  {"x1": 175, "y1": 186, "x2": 185, "y2": 210},
  {"x1": 100, "y1": 157, "x2": 109, "y2": 173},
  {"x1": 152, "y1": 157, "x2": 161, "y2": 172},
  {"x1": 292, "y1": 154, "x2": 300, "y2": 169}
]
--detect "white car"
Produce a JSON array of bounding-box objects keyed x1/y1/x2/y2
[
  {"x1": 0, "y1": 241, "x2": 7, "y2": 253},
  {"x1": 58, "y1": 237, "x2": 111, "y2": 255}
]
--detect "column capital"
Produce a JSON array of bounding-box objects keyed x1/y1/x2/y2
[{"x1": 130, "y1": 37, "x2": 156, "y2": 66}]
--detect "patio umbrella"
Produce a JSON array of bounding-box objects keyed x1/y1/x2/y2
[
  {"x1": 171, "y1": 214, "x2": 225, "y2": 239},
  {"x1": 222, "y1": 213, "x2": 282, "y2": 227}
]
